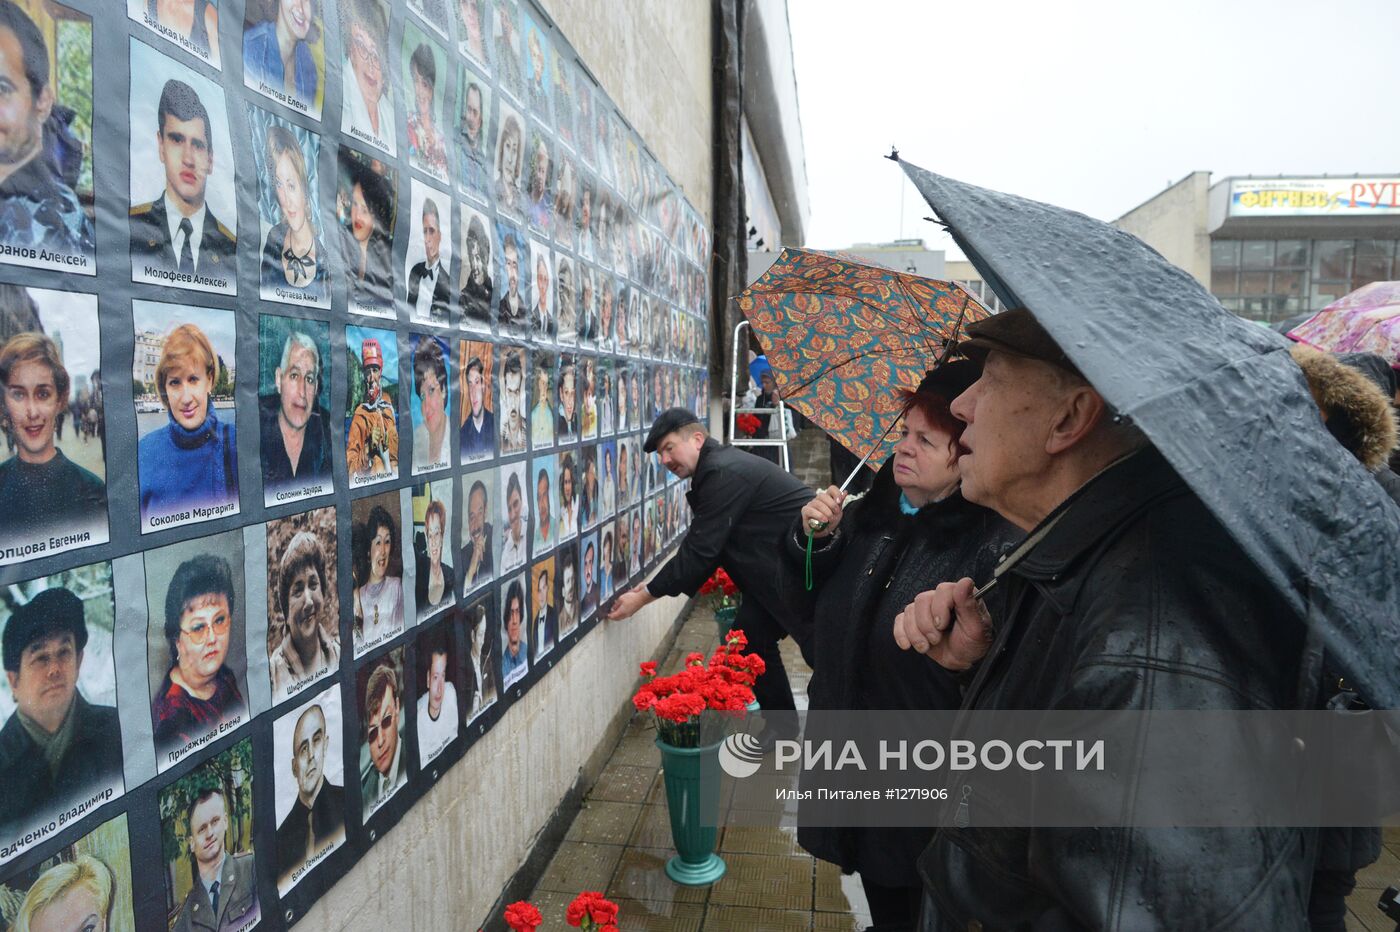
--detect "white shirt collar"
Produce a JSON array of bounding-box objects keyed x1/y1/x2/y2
[{"x1": 164, "y1": 191, "x2": 207, "y2": 269}]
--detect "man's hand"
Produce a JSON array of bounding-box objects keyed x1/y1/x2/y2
[
  {"x1": 607, "y1": 584, "x2": 655, "y2": 620},
  {"x1": 892, "y1": 578, "x2": 994, "y2": 671},
  {"x1": 467, "y1": 534, "x2": 485, "y2": 579},
  {"x1": 800, "y1": 486, "x2": 846, "y2": 539}
]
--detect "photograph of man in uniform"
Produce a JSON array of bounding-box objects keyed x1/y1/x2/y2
[
  {"x1": 267, "y1": 509, "x2": 339, "y2": 704},
  {"x1": 274, "y1": 688, "x2": 344, "y2": 895},
  {"x1": 415, "y1": 625, "x2": 457, "y2": 767},
  {"x1": 129, "y1": 54, "x2": 236, "y2": 294},
  {"x1": 457, "y1": 68, "x2": 491, "y2": 202},
  {"x1": 0, "y1": 813, "x2": 134, "y2": 929},
  {"x1": 160, "y1": 741, "x2": 259, "y2": 932},
  {"x1": 409, "y1": 333, "x2": 452, "y2": 476},
  {"x1": 351, "y1": 492, "x2": 405, "y2": 656},
  {"x1": 336, "y1": 146, "x2": 396, "y2": 316},
  {"x1": 0, "y1": 290, "x2": 107, "y2": 564},
  {"x1": 0, "y1": 0, "x2": 94, "y2": 274},
  {"x1": 405, "y1": 184, "x2": 452, "y2": 326},
  {"x1": 243, "y1": 0, "x2": 324, "y2": 117},
  {"x1": 345, "y1": 329, "x2": 398, "y2": 485},
  {"x1": 495, "y1": 222, "x2": 527, "y2": 334},
  {"x1": 465, "y1": 595, "x2": 496, "y2": 720},
  {"x1": 498, "y1": 574, "x2": 527, "y2": 688},
  {"x1": 459, "y1": 471, "x2": 493, "y2": 593},
  {"x1": 0, "y1": 576, "x2": 122, "y2": 850},
  {"x1": 259, "y1": 318, "x2": 332, "y2": 506},
  {"x1": 497, "y1": 346, "x2": 526, "y2": 455},
  {"x1": 458, "y1": 344, "x2": 495, "y2": 462},
  {"x1": 403, "y1": 30, "x2": 448, "y2": 182},
  {"x1": 127, "y1": 0, "x2": 220, "y2": 68},
  {"x1": 339, "y1": 0, "x2": 394, "y2": 155},
  {"x1": 458, "y1": 208, "x2": 493, "y2": 330},
  {"x1": 498, "y1": 461, "x2": 526, "y2": 574},
  {"x1": 528, "y1": 557, "x2": 555, "y2": 662},
  {"x1": 148, "y1": 545, "x2": 249, "y2": 770},
  {"x1": 358, "y1": 652, "x2": 405, "y2": 820}
]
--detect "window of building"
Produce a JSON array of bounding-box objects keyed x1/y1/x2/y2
[{"x1": 1210, "y1": 237, "x2": 1398, "y2": 323}]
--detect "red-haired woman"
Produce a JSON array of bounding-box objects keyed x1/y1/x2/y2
[{"x1": 781, "y1": 359, "x2": 1021, "y2": 930}]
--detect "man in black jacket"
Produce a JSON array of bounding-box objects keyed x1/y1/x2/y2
[
  {"x1": 607, "y1": 409, "x2": 814, "y2": 713},
  {"x1": 894, "y1": 310, "x2": 1317, "y2": 929},
  {"x1": 0, "y1": 588, "x2": 123, "y2": 837}
]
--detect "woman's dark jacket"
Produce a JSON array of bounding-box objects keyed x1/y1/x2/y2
[{"x1": 779, "y1": 459, "x2": 1020, "y2": 885}]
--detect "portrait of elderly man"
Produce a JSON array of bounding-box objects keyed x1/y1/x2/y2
[
  {"x1": 0, "y1": 0, "x2": 94, "y2": 261},
  {"x1": 459, "y1": 354, "x2": 495, "y2": 462},
  {"x1": 339, "y1": 0, "x2": 393, "y2": 151},
  {"x1": 346, "y1": 337, "x2": 397, "y2": 479},
  {"x1": 171, "y1": 787, "x2": 259, "y2": 932},
  {"x1": 415, "y1": 629, "x2": 458, "y2": 765},
  {"x1": 275, "y1": 701, "x2": 344, "y2": 886},
  {"x1": 152, "y1": 555, "x2": 247, "y2": 759},
  {"x1": 359, "y1": 659, "x2": 405, "y2": 817},
  {"x1": 0, "y1": 587, "x2": 122, "y2": 837},
  {"x1": 259, "y1": 329, "x2": 331, "y2": 498},
  {"x1": 0, "y1": 331, "x2": 107, "y2": 546},
  {"x1": 268, "y1": 531, "x2": 339, "y2": 701},
  {"x1": 130, "y1": 79, "x2": 236, "y2": 284}
]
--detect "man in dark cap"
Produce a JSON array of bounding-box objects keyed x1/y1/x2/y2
[
  {"x1": 607, "y1": 408, "x2": 814, "y2": 715},
  {"x1": 892, "y1": 309, "x2": 1316, "y2": 929},
  {"x1": 0, "y1": 587, "x2": 123, "y2": 835}
]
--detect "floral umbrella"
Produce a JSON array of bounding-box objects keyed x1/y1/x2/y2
[
  {"x1": 735, "y1": 248, "x2": 990, "y2": 466},
  {"x1": 1287, "y1": 280, "x2": 1400, "y2": 368}
]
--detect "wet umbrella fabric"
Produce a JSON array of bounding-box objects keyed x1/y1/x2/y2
[
  {"x1": 736, "y1": 247, "x2": 990, "y2": 466},
  {"x1": 900, "y1": 158, "x2": 1400, "y2": 709},
  {"x1": 1288, "y1": 280, "x2": 1400, "y2": 368}
]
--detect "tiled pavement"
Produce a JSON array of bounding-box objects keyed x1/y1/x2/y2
[{"x1": 527, "y1": 426, "x2": 1400, "y2": 930}]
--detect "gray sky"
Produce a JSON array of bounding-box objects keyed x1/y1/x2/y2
[{"x1": 789, "y1": 0, "x2": 1400, "y2": 258}]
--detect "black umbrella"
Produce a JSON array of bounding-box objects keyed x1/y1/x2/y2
[
  {"x1": 900, "y1": 158, "x2": 1400, "y2": 709},
  {"x1": 1272, "y1": 310, "x2": 1315, "y2": 334}
]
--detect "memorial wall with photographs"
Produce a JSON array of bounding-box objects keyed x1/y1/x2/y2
[{"x1": 0, "y1": 0, "x2": 709, "y2": 927}]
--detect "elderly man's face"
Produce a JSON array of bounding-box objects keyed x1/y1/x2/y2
[
  {"x1": 367, "y1": 684, "x2": 399, "y2": 776},
  {"x1": 422, "y1": 209, "x2": 441, "y2": 265},
  {"x1": 950, "y1": 351, "x2": 1065, "y2": 516},
  {"x1": 6, "y1": 632, "x2": 79, "y2": 729},
  {"x1": 276, "y1": 343, "x2": 318, "y2": 432}
]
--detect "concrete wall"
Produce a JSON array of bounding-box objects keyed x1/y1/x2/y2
[
  {"x1": 298, "y1": 4, "x2": 713, "y2": 929},
  {"x1": 744, "y1": 0, "x2": 810, "y2": 244},
  {"x1": 1113, "y1": 172, "x2": 1213, "y2": 287}
]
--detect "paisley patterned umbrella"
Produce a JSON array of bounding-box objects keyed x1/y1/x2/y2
[
  {"x1": 1287, "y1": 280, "x2": 1400, "y2": 367},
  {"x1": 735, "y1": 247, "x2": 990, "y2": 465}
]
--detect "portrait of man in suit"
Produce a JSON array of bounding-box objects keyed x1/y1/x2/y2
[
  {"x1": 406, "y1": 195, "x2": 450, "y2": 324},
  {"x1": 275, "y1": 700, "x2": 345, "y2": 892},
  {"x1": 359, "y1": 657, "x2": 405, "y2": 819},
  {"x1": 130, "y1": 79, "x2": 236, "y2": 291}
]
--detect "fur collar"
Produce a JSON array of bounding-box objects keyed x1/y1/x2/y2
[{"x1": 1290, "y1": 345, "x2": 1399, "y2": 470}]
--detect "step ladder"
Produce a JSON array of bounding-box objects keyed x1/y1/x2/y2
[{"x1": 727, "y1": 320, "x2": 791, "y2": 471}]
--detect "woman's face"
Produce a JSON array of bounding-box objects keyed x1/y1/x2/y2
[
  {"x1": 27, "y1": 884, "x2": 106, "y2": 932},
  {"x1": 413, "y1": 71, "x2": 434, "y2": 122},
  {"x1": 274, "y1": 152, "x2": 307, "y2": 233},
  {"x1": 561, "y1": 466, "x2": 574, "y2": 502},
  {"x1": 278, "y1": 0, "x2": 312, "y2": 40},
  {"x1": 502, "y1": 130, "x2": 520, "y2": 182},
  {"x1": 426, "y1": 513, "x2": 444, "y2": 566},
  {"x1": 176, "y1": 593, "x2": 231, "y2": 689},
  {"x1": 468, "y1": 236, "x2": 486, "y2": 281},
  {"x1": 369, "y1": 525, "x2": 392, "y2": 583},
  {"x1": 164, "y1": 360, "x2": 211, "y2": 431},
  {"x1": 287, "y1": 565, "x2": 324, "y2": 644},
  {"x1": 350, "y1": 182, "x2": 374, "y2": 243},
  {"x1": 893, "y1": 405, "x2": 959, "y2": 498},
  {"x1": 420, "y1": 368, "x2": 445, "y2": 429}
]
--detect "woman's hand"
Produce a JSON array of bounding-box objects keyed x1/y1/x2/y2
[{"x1": 801, "y1": 486, "x2": 846, "y2": 539}]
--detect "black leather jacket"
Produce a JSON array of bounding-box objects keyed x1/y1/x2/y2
[{"x1": 918, "y1": 447, "x2": 1317, "y2": 931}]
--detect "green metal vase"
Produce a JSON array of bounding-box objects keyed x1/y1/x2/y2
[
  {"x1": 713, "y1": 603, "x2": 738, "y2": 639},
  {"x1": 655, "y1": 737, "x2": 727, "y2": 885}
]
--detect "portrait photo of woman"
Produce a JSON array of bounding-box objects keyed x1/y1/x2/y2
[
  {"x1": 134, "y1": 308, "x2": 240, "y2": 533},
  {"x1": 256, "y1": 121, "x2": 328, "y2": 305},
  {"x1": 352, "y1": 497, "x2": 405, "y2": 655},
  {"x1": 337, "y1": 146, "x2": 396, "y2": 316},
  {"x1": 404, "y1": 29, "x2": 449, "y2": 183},
  {"x1": 267, "y1": 511, "x2": 340, "y2": 703},
  {"x1": 494, "y1": 102, "x2": 524, "y2": 218},
  {"x1": 413, "y1": 484, "x2": 455, "y2": 621},
  {"x1": 129, "y1": 0, "x2": 221, "y2": 68},
  {"x1": 243, "y1": 0, "x2": 323, "y2": 116}
]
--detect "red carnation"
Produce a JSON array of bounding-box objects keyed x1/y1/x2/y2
[
  {"x1": 504, "y1": 901, "x2": 543, "y2": 932},
  {"x1": 639, "y1": 660, "x2": 658, "y2": 678}
]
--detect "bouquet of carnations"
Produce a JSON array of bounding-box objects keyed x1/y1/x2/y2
[
  {"x1": 503, "y1": 890, "x2": 620, "y2": 931},
  {"x1": 735, "y1": 412, "x2": 762, "y2": 437},
  {"x1": 631, "y1": 629, "x2": 764, "y2": 747},
  {"x1": 695, "y1": 566, "x2": 739, "y2": 611}
]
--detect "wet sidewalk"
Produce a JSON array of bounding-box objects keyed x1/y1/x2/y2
[{"x1": 525, "y1": 603, "x2": 873, "y2": 931}]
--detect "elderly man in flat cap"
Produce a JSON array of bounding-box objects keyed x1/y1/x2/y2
[
  {"x1": 607, "y1": 408, "x2": 813, "y2": 718},
  {"x1": 0, "y1": 587, "x2": 123, "y2": 835},
  {"x1": 894, "y1": 309, "x2": 1316, "y2": 930}
]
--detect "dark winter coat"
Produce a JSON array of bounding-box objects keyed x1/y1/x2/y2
[
  {"x1": 917, "y1": 447, "x2": 1318, "y2": 931},
  {"x1": 779, "y1": 459, "x2": 1020, "y2": 885}
]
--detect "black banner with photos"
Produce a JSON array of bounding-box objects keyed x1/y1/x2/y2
[{"x1": 0, "y1": 0, "x2": 707, "y2": 928}]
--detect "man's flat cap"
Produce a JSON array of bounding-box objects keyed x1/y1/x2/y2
[
  {"x1": 3, "y1": 588, "x2": 87, "y2": 673},
  {"x1": 645, "y1": 407, "x2": 702, "y2": 453},
  {"x1": 958, "y1": 308, "x2": 1081, "y2": 376}
]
